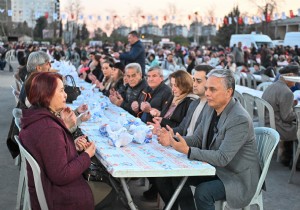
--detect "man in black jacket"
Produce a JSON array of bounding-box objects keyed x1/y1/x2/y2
[
  {"x1": 113, "y1": 31, "x2": 146, "y2": 77},
  {"x1": 138, "y1": 66, "x2": 172, "y2": 123},
  {"x1": 109, "y1": 63, "x2": 148, "y2": 116}
]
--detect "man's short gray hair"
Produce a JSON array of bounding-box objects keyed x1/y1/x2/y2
[
  {"x1": 27, "y1": 51, "x2": 50, "y2": 73},
  {"x1": 125, "y1": 63, "x2": 142, "y2": 74},
  {"x1": 207, "y1": 69, "x2": 235, "y2": 95},
  {"x1": 147, "y1": 66, "x2": 163, "y2": 77}
]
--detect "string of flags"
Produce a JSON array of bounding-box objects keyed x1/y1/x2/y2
[{"x1": 0, "y1": 8, "x2": 300, "y2": 26}]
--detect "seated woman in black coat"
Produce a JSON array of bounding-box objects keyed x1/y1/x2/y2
[
  {"x1": 108, "y1": 62, "x2": 126, "y2": 96},
  {"x1": 93, "y1": 60, "x2": 113, "y2": 95},
  {"x1": 80, "y1": 54, "x2": 103, "y2": 83},
  {"x1": 149, "y1": 70, "x2": 198, "y2": 128}
]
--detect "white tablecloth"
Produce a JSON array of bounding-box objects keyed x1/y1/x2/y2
[
  {"x1": 65, "y1": 68, "x2": 215, "y2": 210},
  {"x1": 236, "y1": 85, "x2": 263, "y2": 98},
  {"x1": 69, "y1": 81, "x2": 215, "y2": 178},
  {"x1": 75, "y1": 100, "x2": 215, "y2": 178}
]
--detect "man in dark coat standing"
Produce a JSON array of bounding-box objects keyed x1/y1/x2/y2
[{"x1": 113, "y1": 31, "x2": 146, "y2": 77}]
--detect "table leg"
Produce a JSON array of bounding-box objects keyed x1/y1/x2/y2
[
  {"x1": 120, "y1": 178, "x2": 138, "y2": 210},
  {"x1": 165, "y1": 176, "x2": 188, "y2": 210}
]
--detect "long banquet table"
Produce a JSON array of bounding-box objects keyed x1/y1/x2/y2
[{"x1": 68, "y1": 77, "x2": 216, "y2": 210}]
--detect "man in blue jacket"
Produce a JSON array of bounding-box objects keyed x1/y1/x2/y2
[{"x1": 113, "y1": 31, "x2": 146, "y2": 76}]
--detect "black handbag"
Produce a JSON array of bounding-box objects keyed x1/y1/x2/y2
[
  {"x1": 64, "y1": 75, "x2": 81, "y2": 103},
  {"x1": 83, "y1": 157, "x2": 130, "y2": 209},
  {"x1": 83, "y1": 160, "x2": 111, "y2": 183}
]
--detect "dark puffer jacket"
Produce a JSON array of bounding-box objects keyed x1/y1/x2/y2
[
  {"x1": 138, "y1": 82, "x2": 172, "y2": 123},
  {"x1": 121, "y1": 79, "x2": 148, "y2": 116}
]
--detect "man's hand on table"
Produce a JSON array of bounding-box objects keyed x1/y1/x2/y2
[
  {"x1": 157, "y1": 127, "x2": 172, "y2": 146},
  {"x1": 157, "y1": 125, "x2": 190, "y2": 155},
  {"x1": 170, "y1": 133, "x2": 190, "y2": 155}
]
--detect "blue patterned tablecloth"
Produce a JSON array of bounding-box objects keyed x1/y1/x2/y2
[{"x1": 71, "y1": 81, "x2": 215, "y2": 178}]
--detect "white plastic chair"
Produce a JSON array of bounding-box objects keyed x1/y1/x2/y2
[
  {"x1": 13, "y1": 74, "x2": 23, "y2": 92},
  {"x1": 12, "y1": 107, "x2": 22, "y2": 166},
  {"x1": 254, "y1": 97, "x2": 281, "y2": 162},
  {"x1": 256, "y1": 82, "x2": 272, "y2": 91},
  {"x1": 14, "y1": 136, "x2": 49, "y2": 210},
  {"x1": 11, "y1": 86, "x2": 20, "y2": 105},
  {"x1": 12, "y1": 107, "x2": 21, "y2": 166},
  {"x1": 233, "y1": 73, "x2": 241, "y2": 85},
  {"x1": 14, "y1": 135, "x2": 31, "y2": 210},
  {"x1": 260, "y1": 74, "x2": 272, "y2": 82},
  {"x1": 216, "y1": 127, "x2": 280, "y2": 210},
  {"x1": 234, "y1": 90, "x2": 245, "y2": 108},
  {"x1": 254, "y1": 97, "x2": 276, "y2": 130},
  {"x1": 239, "y1": 72, "x2": 247, "y2": 86},
  {"x1": 246, "y1": 73, "x2": 257, "y2": 89},
  {"x1": 5, "y1": 49, "x2": 16, "y2": 62},
  {"x1": 289, "y1": 107, "x2": 300, "y2": 183},
  {"x1": 12, "y1": 108, "x2": 22, "y2": 131},
  {"x1": 242, "y1": 93, "x2": 255, "y2": 119},
  {"x1": 12, "y1": 109, "x2": 29, "y2": 210},
  {"x1": 5, "y1": 49, "x2": 15, "y2": 72}
]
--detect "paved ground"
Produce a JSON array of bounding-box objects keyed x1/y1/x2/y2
[{"x1": 0, "y1": 61, "x2": 300, "y2": 210}]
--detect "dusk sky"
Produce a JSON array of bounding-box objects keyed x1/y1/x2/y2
[{"x1": 60, "y1": 0, "x2": 300, "y2": 31}]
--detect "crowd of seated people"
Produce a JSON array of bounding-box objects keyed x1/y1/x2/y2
[{"x1": 5, "y1": 35, "x2": 300, "y2": 210}]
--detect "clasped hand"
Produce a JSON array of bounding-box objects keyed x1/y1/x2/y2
[
  {"x1": 74, "y1": 136, "x2": 96, "y2": 157},
  {"x1": 157, "y1": 125, "x2": 190, "y2": 155}
]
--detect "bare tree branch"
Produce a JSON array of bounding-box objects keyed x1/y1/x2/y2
[{"x1": 64, "y1": 0, "x2": 84, "y2": 21}]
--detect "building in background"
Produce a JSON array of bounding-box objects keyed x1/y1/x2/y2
[
  {"x1": 11, "y1": 0, "x2": 59, "y2": 28},
  {"x1": 115, "y1": 25, "x2": 131, "y2": 37},
  {"x1": 0, "y1": 0, "x2": 12, "y2": 23},
  {"x1": 139, "y1": 23, "x2": 162, "y2": 37}
]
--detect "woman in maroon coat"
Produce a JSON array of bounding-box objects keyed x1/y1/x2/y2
[{"x1": 19, "y1": 72, "x2": 111, "y2": 210}]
